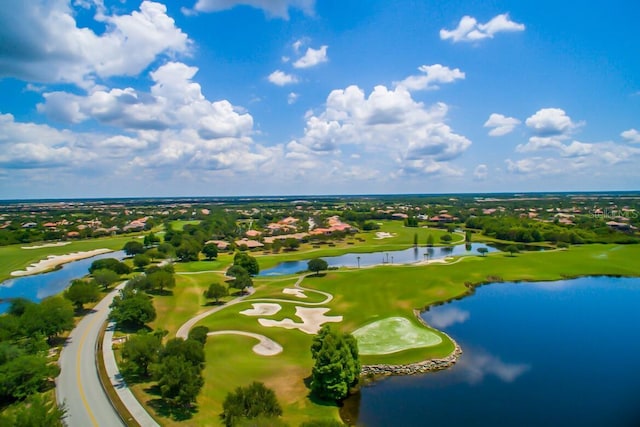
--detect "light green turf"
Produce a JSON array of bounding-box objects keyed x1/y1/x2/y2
[
  {"x1": 169, "y1": 220, "x2": 201, "y2": 231},
  {"x1": 353, "y1": 317, "x2": 442, "y2": 355}
]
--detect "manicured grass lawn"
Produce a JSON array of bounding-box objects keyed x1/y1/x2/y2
[
  {"x1": 141, "y1": 243, "x2": 640, "y2": 426},
  {"x1": 0, "y1": 235, "x2": 142, "y2": 282},
  {"x1": 169, "y1": 220, "x2": 201, "y2": 231},
  {"x1": 353, "y1": 317, "x2": 442, "y2": 355}
]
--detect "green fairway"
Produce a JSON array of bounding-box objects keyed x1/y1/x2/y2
[
  {"x1": 353, "y1": 317, "x2": 442, "y2": 355},
  {"x1": 169, "y1": 220, "x2": 201, "y2": 231}
]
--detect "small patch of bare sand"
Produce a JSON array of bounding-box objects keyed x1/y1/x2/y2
[
  {"x1": 10, "y1": 249, "x2": 112, "y2": 277},
  {"x1": 22, "y1": 242, "x2": 71, "y2": 250},
  {"x1": 258, "y1": 306, "x2": 342, "y2": 334},
  {"x1": 240, "y1": 303, "x2": 282, "y2": 316},
  {"x1": 282, "y1": 288, "x2": 307, "y2": 298},
  {"x1": 208, "y1": 331, "x2": 283, "y2": 356},
  {"x1": 374, "y1": 232, "x2": 396, "y2": 239}
]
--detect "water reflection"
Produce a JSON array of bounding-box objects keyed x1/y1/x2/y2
[
  {"x1": 456, "y1": 347, "x2": 531, "y2": 384},
  {"x1": 422, "y1": 306, "x2": 470, "y2": 329}
]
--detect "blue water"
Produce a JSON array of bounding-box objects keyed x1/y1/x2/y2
[
  {"x1": 0, "y1": 250, "x2": 125, "y2": 313},
  {"x1": 259, "y1": 243, "x2": 498, "y2": 276},
  {"x1": 348, "y1": 276, "x2": 640, "y2": 427}
]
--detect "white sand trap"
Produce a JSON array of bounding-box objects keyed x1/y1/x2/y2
[
  {"x1": 22, "y1": 242, "x2": 71, "y2": 250},
  {"x1": 240, "y1": 303, "x2": 282, "y2": 316},
  {"x1": 374, "y1": 232, "x2": 396, "y2": 239},
  {"x1": 10, "y1": 249, "x2": 112, "y2": 277},
  {"x1": 283, "y1": 288, "x2": 307, "y2": 298},
  {"x1": 258, "y1": 306, "x2": 342, "y2": 335},
  {"x1": 208, "y1": 331, "x2": 283, "y2": 356}
]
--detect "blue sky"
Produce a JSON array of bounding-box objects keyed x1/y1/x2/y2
[{"x1": 0, "y1": 0, "x2": 639, "y2": 198}]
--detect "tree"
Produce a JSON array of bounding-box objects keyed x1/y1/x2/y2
[
  {"x1": 233, "y1": 252, "x2": 260, "y2": 276},
  {"x1": 283, "y1": 238, "x2": 300, "y2": 251},
  {"x1": 477, "y1": 247, "x2": 489, "y2": 257},
  {"x1": 121, "y1": 333, "x2": 162, "y2": 378},
  {"x1": 440, "y1": 234, "x2": 452, "y2": 243},
  {"x1": 92, "y1": 268, "x2": 120, "y2": 289},
  {"x1": 0, "y1": 354, "x2": 60, "y2": 401},
  {"x1": 89, "y1": 258, "x2": 131, "y2": 275},
  {"x1": 109, "y1": 290, "x2": 156, "y2": 328},
  {"x1": 308, "y1": 258, "x2": 329, "y2": 276},
  {"x1": 232, "y1": 271, "x2": 253, "y2": 294},
  {"x1": 147, "y1": 269, "x2": 176, "y2": 293},
  {"x1": 0, "y1": 393, "x2": 66, "y2": 426},
  {"x1": 465, "y1": 230, "x2": 472, "y2": 242},
  {"x1": 133, "y1": 254, "x2": 151, "y2": 270},
  {"x1": 161, "y1": 338, "x2": 205, "y2": 368},
  {"x1": 176, "y1": 240, "x2": 201, "y2": 262},
  {"x1": 145, "y1": 248, "x2": 163, "y2": 261},
  {"x1": 310, "y1": 325, "x2": 360, "y2": 402},
  {"x1": 204, "y1": 283, "x2": 228, "y2": 304},
  {"x1": 153, "y1": 355, "x2": 204, "y2": 408},
  {"x1": 188, "y1": 326, "x2": 210, "y2": 345},
  {"x1": 505, "y1": 245, "x2": 519, "y2": 256},
  {"x1": 64, "y1": 279, "x2": 100, "y2": 311},
  {"x1": 123, "y1": 240, "x2": 145, "y2": 256},
  {"x1": 221, "y1": 382, "x2": 283, "y2": 427},
  {"x1": 427, "y1": 234, "x2": 434, "y2": 247},
  {"x1": 413, "y1": 232, "x2": 418, "y2": 246},
  {"x1": 202, "y1": 243, "x2": 219, "y2": 260},
  {"x1": 22, "y1": 297, "x2": 74, "y2": 342},
  {"x1": 227, "y1": 265, "x2": 248, "y2": 278},
  {"x1": 144, "y1": 232, "x2": 160, "y2": 247}
]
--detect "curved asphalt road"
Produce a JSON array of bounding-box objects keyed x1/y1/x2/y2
[{"x1": 56, "y1": 284, "x2": 126, "y2": 427}]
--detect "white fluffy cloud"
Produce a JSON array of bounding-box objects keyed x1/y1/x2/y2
[
  {"x1": 484, "y1": 113, "x2": 521, "y2": 136},
  {"x1": 293, "y1": 45, "x2": 328, "y2": 68},
  {"x1": 187, "y1": 0, "x2": 314, "y2": 18},
  {"x1": 474, "y1": 164, "x2": 489, "y2": 180},
  {"x1": 268, "y1": 70, "x2": 299, "y2": 86},
  {"x1": 621, "y1": 128, "x2": 640, "y2": 143},
  {"x1": 287, "y1": 92, "x2": 299, "y2": 104},
  {"x1": 0, "y1": 1, "x2": 190, "y2": 88},
  {"x1": 395, "y1": 64, "x2": 465, "y2": 91},
  {"x1": 440, "y1": 13, "x2": 525, "y2": 43},
  {"x1": 287, "y1": 84, "x2": 471, "y2": 178},
  {"x1": 525, "y1": 108, "x2": 579, "y2": 135}
]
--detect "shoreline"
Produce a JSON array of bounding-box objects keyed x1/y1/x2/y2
[{"x1": 9, "y1": 249, "x2": 113, "y2": 277}]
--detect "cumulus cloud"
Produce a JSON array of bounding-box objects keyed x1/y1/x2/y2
[
  {"x1": 484, "y1": 113, "x2": 520, "y2": 136},
  {"x1": 293, "y1": 45, "x2": 328, "y2": 68},
  {"x1": 440, "y1": 13, "x2": 525, "y2": 43},
  {"x1": 395, "y1": 64, "x2": 465, "y2": 92},
  {"x1": 525, "y1": 108, "x2": 579, "y2": 136},
  {"x1": 287, "y1": 84, "x2": 471, "y2": 178},
  {"x1": 457, "y1": 350, "x2": 530, "y2": 384},
  {"x1": 0, "y1": 1, "x2": 190, "y2": 88},
  {"x1": 186, "y1": 0, "x2": 314, "y2": 18},
  {"x1": 621, "y1": 128, "x2": 640, "y2": 143},
  {"x1": 474, "y1": 164, "x2": 489, "y2": 180},
  {"x1": 287, "y1": 92, "x2": 299, "y2": 104},
  {"x1": 268, "y1": 70, "x2": 299, "y2": 86}
]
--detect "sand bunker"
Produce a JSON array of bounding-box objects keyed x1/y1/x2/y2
[
  {"x1": 240, "y1": 303, "x2": 282, "y2": 316},
  {"x1": 258, "y1": 306, "x2": 342, "y2": 334},
  {"x1": 374, "y1": 232, "x2": 396, "y2": 239},
  {"x1": 208, "y1": 331, "x2": 283, "y2": 356},
  {"x1": 10, "y1": 249, "x2": 113, "y2": 277},
  {"x1": 282, "y1": 288, "x2": 307, "y2": 298},
  {"x1": 21, "y1": 242, "x2": 71, "y2": 250}
]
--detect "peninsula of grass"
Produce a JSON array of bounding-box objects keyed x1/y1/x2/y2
[{"x1": 132, "y1": 243, "x2": 640, "y2": 426}]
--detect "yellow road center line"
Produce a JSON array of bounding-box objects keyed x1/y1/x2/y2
[{"x1": 76, "y1": 312, "x2": 101, "y2": 427}]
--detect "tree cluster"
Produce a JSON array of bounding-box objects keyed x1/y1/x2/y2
[
  {"x1": 109, "y1": 288, "x2": 156, "y2": 329},
  {"x1": 221, "y1": 382, "x2": 283, "y2": 427},
  {"x1": 310, "y1": 326, "x2": 360, "y2": 402}
]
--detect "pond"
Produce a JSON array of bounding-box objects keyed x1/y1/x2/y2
[
  {"x1": 342, "y1": 276, "x2": 640, "y2": 426},
  {"x1": 259, "y1": 243, "x2": 499, "y2": 276},
  {"x1": 0, "y1": 250, "x2": 125, "y2": 313}
]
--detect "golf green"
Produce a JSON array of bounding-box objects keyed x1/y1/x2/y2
[{"x1": 353, "y1": 317, "x2": 442, "y2": 355}]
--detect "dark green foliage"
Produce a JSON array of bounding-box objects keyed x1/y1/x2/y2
[
  {"x1": 505, "y1": 245, "x2": 519, "y2": 256},
  {"x1": 204, "y1": 283, "x2": 228, "y2": 303},
  {"x1": 64, "y1": 279, "x2": 100, "y2": 310},
  {"x1": 233, "y1": 252, "x2": 260, "y2": 275},
  {"x1": 188, "y1": 326, "x2": 210, "y2": 345},
  {"x1": 477, "y1": 247, "x2": 489, "y2": 257},
  {"x1": 144, "y1": 232, "x2": 161, "y2": 247},
  {"x1": 283, "y1": 238, "x2": 300, "y2": 251},
  {"x1": 440, "y1": 234, "x2": 452, "y2": 243},
  {"x1": 307, "y1": 258, "x2": 328, "y2": 276},
  {"x1": 122, "y1": 333, "x2": 162, "y2": 378},
  {"x1": 133, "y1": 254, "x2": 151, "y2": 269},
  {"x1": 89, "y1": 258, "x2": 131, "y2": 275},
  {"x1": 7, "y1": 298, "x2": 36, "y2": 317},
  {"x1": 465, "y1": 230, "x2": 472, "y2": 242},
  {"x1": 123, "y1": 240, "x2": 145, "y2": 256},
  {"x1": 427, "y1": 234, "x2": 434, "y2": 247},
  {"x1": 109, "y1": 290, "x2": 156, "y2": 328},
  {"x1": 21, "y1": 297, "x2": 74, "y2": 341},
  {"x1": 231, "y1": 271, "x2": 253, "y2": 293},
  {"x1": 126, "y1": 274, "x2": 152, "y2": 292},
  {"x1": 221, "y1": 382, "x2": 283, "y2": 427},
  {"x1": 0, "y1": 354, "x2": 59, "y2": 400},
  {"x1": 361, "y1": 221, "x2": 380, "y2": 231},
  {"x1": 0, "y1": 394, "x2": 66, "y2": 426},
  {"x1": 153, "y1": 354, "x2": 204, "y2": 408},
  {"x1": 161, "y1": 338, "x2": 205, "y2": 368},
  {"x1": 310, "y1": 326, "x2": 360, "y2": 402},
  {"x1": 147, "y1": 269, "x2": 176, "y2": 293},
  {"x1": 404, "y1": 217, "x2": 418, "y2": 227},
  {"x1": 157, "y1": 242, "x2": 174, "y2": 255},
  {"x1": 92, "y1": 268, "x2": 120, "y2": 289},
  {"x1": 413, "y1": 232, "x2": 418, "y2": 246},
  {"x1": 202, "y1": 243, "x2": 219, "y2": 260}
]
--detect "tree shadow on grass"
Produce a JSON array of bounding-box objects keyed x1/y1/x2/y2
[
  {"x1": 113, "y1": 323, "x2": 152, "y2": 334},
  {"x1": 147, "y1": 289, "x2": 174, "y2": 296},
  {"x1": 306, "y1": 273, "x2": 328, "y2": 279},
  {"x1": 144, "y1": 385, "x2": 198, "y2": 421},
  {"x1": 203, "y1": 301, "x2": 226, "y2": 307}
]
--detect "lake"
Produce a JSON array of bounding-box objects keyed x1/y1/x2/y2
[
  {"x1": 343, "y1": 276, "x2": 640, "y2": 427},
  {"x1": 259, "y1": 243, "x2": 498, "y2": 276},
  {"x1": 0, "y1": 250, "x2": 125, "y2": 313}
]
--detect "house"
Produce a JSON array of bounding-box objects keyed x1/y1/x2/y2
[{"x1": 234, "y1": 238, "x2": 264, "y2": 249}]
